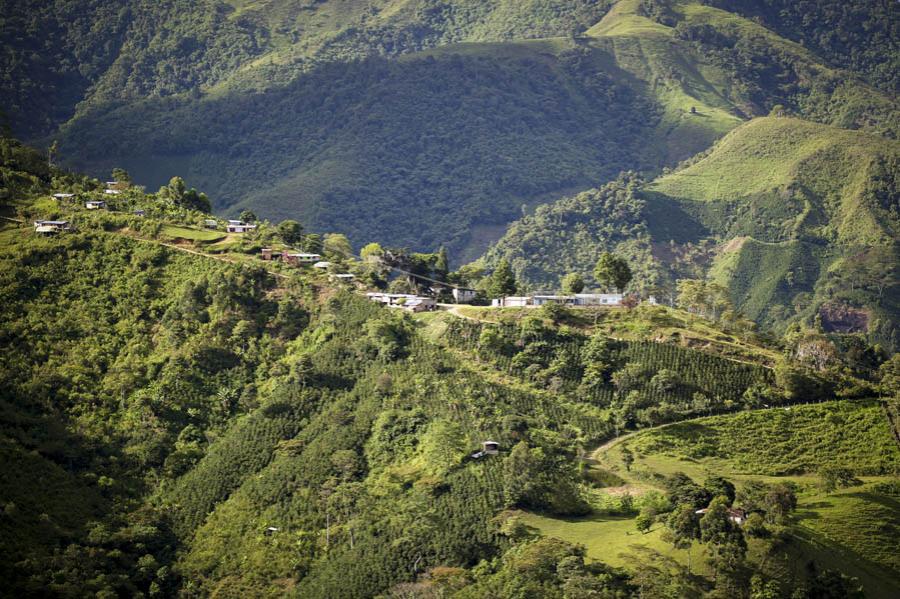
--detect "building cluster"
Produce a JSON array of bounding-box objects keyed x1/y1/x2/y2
[
  {"x1": 226, "y1": 219, "x2": 256, "y2": 233},
  {"x1": 260, "y1": 248, "x2": 321, "y2": 265},
  {"x1": 366, "y1": 292, "x2": 437, "y2": 313},
  {"x1": 491, "y1": 293, "x2": 626, "y2": 307}
]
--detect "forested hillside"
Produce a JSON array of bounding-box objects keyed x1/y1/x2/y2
[
  {"x1": 3, "y1": 0, "x2": 897, "y2": 260},
  {"x1": 2, "y1": 135, "x2": 900, "y2": 597},
  {"x1": 482, "y1": 116, "x2": 900, "y2": 349}
]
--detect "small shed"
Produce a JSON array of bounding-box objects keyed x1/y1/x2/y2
[
  {"x1": 204, "y1": 219, "x2": 218, "y2": 229},
  {"x1": 133, "y1": 209, "x2": 146, "y2": 217},
  {"x1": 103, "y1": 189, "x2": 121, "y2": 195},
  {"x1": 482, "y1": 441, "x2": 500, "y2": 455},
  {"x1": 313, "y1": 261, "x2": 331, "y2": 269},
  {"x1": 85, "y1": 200, "x2": 106, "y2": 209},
  {"x1": 330, "y1": 273, "x2": 355, "y2": 283},
  {"x1": 283, "y1": 252, "x2": 319, "y2": 265},
  {"x1": 261, "y1": 248, "x2": 283, "y2": 261},
  {"x1": 52, "y1": 193, "x2": 75, "y2": 200},
  {"x1": 452, "y1": 288, "x2": 477, "y2": 303}
]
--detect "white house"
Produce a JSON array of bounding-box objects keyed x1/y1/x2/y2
[
  {"x1": 103, "y1": 189, "x2": 121, "y2": 195},
  {"x1": 452, "y1": 287, "x2": 477, "y2": 303},
  {"x1": 52, "y1": 193, "x2": 75, "y2": 200},
  {"x1": 532, "y1": 295, "x2": 576, "y2": 306},
  {"x1": 226, "y1": 220, "x2": 256, "y2": 233},
  {"x1": 34, "y1": 220, "x2": 70, "y2": 234},
  {"x1": 283, "y1": 252, "x2": 320, "y2": 265},
  {"x1": 313, "y1": 261, "x2": 331, "y2": 269},
  {"x1": 85, "y1": 200, "x2": 106, "y2": 209},
  {"x1": 491, "y1": 296, "x2": 532, "y2": 307},
  {"x1": 330, "y1": 273, "x2": 356, "y2": 284},
  {"x1": 574, "y1": 293, "x2": 623, "y2": 306}
]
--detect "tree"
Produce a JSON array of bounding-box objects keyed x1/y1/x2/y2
[
  {"x1": 111, "y1": 167, "x2": 131, "y2": 184},
  {"x1": 664, "y1": 473, "x2": 712, "y2": 509},
  {"x1": 561, "y1": 273, "x2": 585, "y2": 294},
  {"x1": 277, "y1": 220, "x2": 304, "y2": 245},
  {"x1": 818, "y1": 467, "x2": 861, "y2": 492},
  {"x1": 303, "y1": 234, "x2": 323, "y2": 253},
  {"x1": 635, "y1": 511, "x2": 654, "y2": 534},
  {"x1": 704, "y1": 476, "x2": 736, "y2": 506},
  {"x1": 323, "y1": 233, "x2": 353, "y2": 259},
  {"x1": 488, "y1": 259, "x2": 517, "y2": 298},
  {"x1": 663, "y1": 504, "x2": 700, "y2": 570},
  {"x1": 360, "y1": 243, "x2": 384, "y2": 262},
  {"x1": 593, "y1": 252, "x2": 632, "y2": 292},
  {"x1": 239, "y1": 209, "x2": 257, "y2": 223},
  {"x1": 158, "y1": 176, "x2": 211, "y2": 212},
  {"x1": 749, "y1": 575, "x2": 780, "y2": 599},
  {"x1": 699, "y1": 496, "x2": 747, "y2": 589},
  {"x1": 621, "y1": 447, "x2": 634, "y2": 472},
  {"x1": 435, "y1": 246, "x2": 449, "y2": 281},
  {"x1": 48, "y1": 140, "x2": 59, "y2": 167}
]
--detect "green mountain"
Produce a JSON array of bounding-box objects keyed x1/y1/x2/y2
[
  {"x1": 2, "y1": 139, "x2": 899, "y2": 597},
  {"x1": 483, "y1": 116, "x2": 899, "y2": 347},
  {"x1": 3, "y1": 0, "x2": 896, "y2": 261}
]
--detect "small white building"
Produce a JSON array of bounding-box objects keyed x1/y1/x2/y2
[
  {"x1": 313, "y1": 261, "x2": 331, "y2": 269},
  {"x1": 204, "y1": 219, "x2": 218, "y2": 229},
  {"x1": 226, "y1": 220, "x2": 256, "y2": 233},
  {"x1": 52, "y1": 193, "x2": 75, "y2": 200},
  {"x1": 574, "y1": 293, "x2": 623, "y2": 306},
  {"x1": 452, "y1": 288, "x2": 477, "y2": 304},
  {"x1": 491, "y1": 296, "x2": 532, "y2": 307},
  {"x1": 283, "y1": 252, "x2": 320, "y2": 265},
  {"x1": 532, "y1": 295, "x2": 575, "y2": 306},
  {"x1": 85, "y1": 200, "x2": 106, "y2": 209},
  {"x1": 331, "y1": 273, "x2": 355, "y2": 283},
  {"x1": 34, "y1": 220, "x2": 70, "y2": 234},
  {"x1": 103, "y1": 189, "x2": 121, "y2": 195}
]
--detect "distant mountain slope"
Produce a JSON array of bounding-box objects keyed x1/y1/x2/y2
[
  {"x1": 4, "y1": 0, "x2": 897, "y2": 260},
  {"x1": 700, "y1": 0, "x2": 899, "y2": 93},
  {"x1": 482, "y1": 116, "x2": 900, "y2": 347}
]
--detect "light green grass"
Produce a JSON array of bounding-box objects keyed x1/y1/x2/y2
[
  {"x1": 649, "y1": 118, "x2": 894, "y2": 205},
  {"x1": 161, "y1": 225, "x2": 227, "y2": 243},
  {"x1": 617, "y1": 400, "x2": 900, "y2": 477},
  {"x1": 520, "y1": 511, "x2": 701, "y2": 570}
]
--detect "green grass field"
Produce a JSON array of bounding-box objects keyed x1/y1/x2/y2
[
  {"x1": 521, "y1": 401, "x2": 900, "y2": 597},
  {"x1": 160, "y1": 225, "x2": 227, "y2": 243}
]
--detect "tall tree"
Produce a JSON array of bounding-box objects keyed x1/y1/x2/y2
[
  {"x1": 561, "y1": 272, "x2": 585, "y2": 294},
  {"x1": 323, "y1": 233, "x2": 353, "y2": 259},
  {"x1": 277, "y1": 220, "x2": 304, "y2": 245},
  {"x1": 593, "y1": 252, "x2": 632, "y2": 292},
  {"x1": 488, "y1": 259, "x2": 517, "y2": 298},
  {"x1": 435, "y1": 246, "x2": 449, "y2": 281}
]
